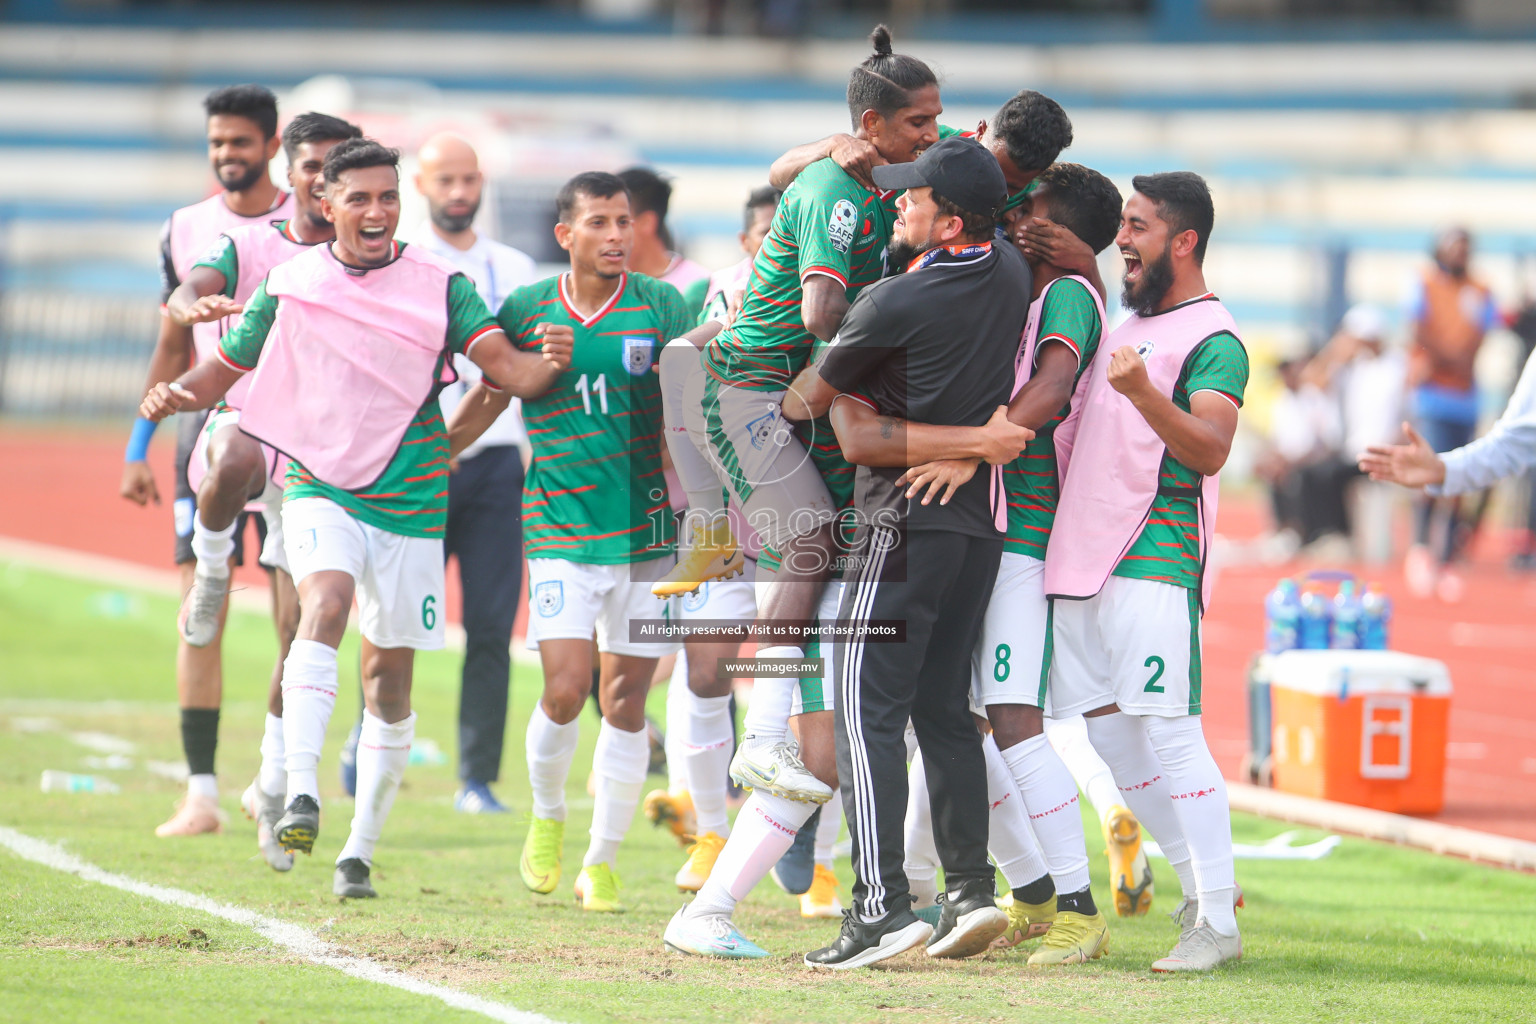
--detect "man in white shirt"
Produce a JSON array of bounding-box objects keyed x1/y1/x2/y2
[{"x1": 413, "y1": 132, "x2": 538, "y2": 813}]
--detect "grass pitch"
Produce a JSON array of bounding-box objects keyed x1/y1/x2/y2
[{"x1": 2, "y1": 558, "x2": 1533, "y2": 1024}]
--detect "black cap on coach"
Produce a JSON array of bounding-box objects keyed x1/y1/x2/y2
[{"x1": 870, "y1": 135, "x2": 1008, "y2": 219}]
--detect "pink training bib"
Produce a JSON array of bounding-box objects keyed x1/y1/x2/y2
[
  {"x1": 186, "y1": 220, "x2": 314, "y2": 497},
  {"x1": 1044, "y1": 295, "x2": 1240, "y2": 612},
  {"x1": 238, "y1": 243, "x2": 459, "y2": 492},
  {"x1": 1013, "y1": 273, "x2": 1107, "y2": 493},
  {"x1": 169, "y1": 192, "x2": 295, "y2": 365}
]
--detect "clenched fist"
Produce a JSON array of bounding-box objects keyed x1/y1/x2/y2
[
  {"x1": 534, "y1": 322, "x2": 575, "y2": 371},
  {"x1": 1106, "y1": 345, "x2": 1151, "y2": 398}
]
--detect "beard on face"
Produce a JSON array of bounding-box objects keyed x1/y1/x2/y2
[
  {"x1": 217, "y1": 160, "x2": 266, "y2": 193},
  {"x1": 885, "y1": 239, "x2": 922, "y2": 272},
  {"x1": 430, "y1": 199, "x2": 479, "y2": 235},
  {"x1": 1121, "y1": 240, "x2": 1176, "y2": 317}
]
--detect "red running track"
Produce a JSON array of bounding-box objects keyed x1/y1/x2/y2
[{"x1": 3, "y1": 423, "x2": 1534, "y2": 841}]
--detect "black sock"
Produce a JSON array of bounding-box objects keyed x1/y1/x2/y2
[
  {"x1": 181, "y1": 707, "x2": 220, "y2": 777},
  {"x1": 1013, "y1": 874, "x2": 1056, "y2": 906},
  {"x1": 1057, "y1": 886, "x2": 1097, "y2": 916}
]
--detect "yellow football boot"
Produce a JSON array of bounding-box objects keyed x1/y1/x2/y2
[
  {"x1": 675, "y1": 831, "x2": 726, "y2": 892},
  {"x1": 644, "y1": 788, "x2": 696, "y2": 846},
  {"x1": 574, "y1": 862, "x2": 625, "y2": 913},
  {"x1": 651, "y1": 518, "x2": 744, "y2": 597},
  {"x1": 991, "y1": 892, "x2": 1056, "y2": 949},
  {"x1": 1104, "y1": 804, "x2": 1154, "y2": 917},
  {"x1": 800, "y1": 865, "x2": 844, "y2": 919},
  {"x1": 1026, "y1": 910, "x2": 1109, "y2": 966},
  {"x1": 519, "y1": 816, "x2": 564, "y2": 894}
]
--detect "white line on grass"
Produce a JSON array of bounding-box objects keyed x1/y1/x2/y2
[{"x1": 0, "y1": 826, "x2": 562, "y2": 1024}]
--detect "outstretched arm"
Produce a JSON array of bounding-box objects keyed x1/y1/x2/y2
[
  {"x1": 769, "y1": 134, "x2": 884, "y2": 191},
  {"x1": 140, "y1": 358, "x2": 245, "y2": 421},
  {"x1": 829, "y1": 396, "x2": 1032, "y2": 468},
  {"x1": 165, "y1": 266, "x2": 241, "y2": 326},
  {"x1": 446, "y1": 382, "x2": 513, "y2": 459},
  {"x1": 468, "y1": 325, "x2": 571, "y2": 400}
]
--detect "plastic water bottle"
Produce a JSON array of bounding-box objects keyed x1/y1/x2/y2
[
  {"x1": 1298, "y1": 586, "x2": 1332, "y2": 650},
  {"x1": 1264, "y1": 578, "x2": 1301, "y2": 653},
  {"x1": 1360, "y1": 583, "x2": 1393, "y2": 650},
  {"x1": 40, "y1": 770, "x2": 120, "y2": 794},
  {"x1": 1330, "y1": 580, "x2": 1363, "y2": 649}
]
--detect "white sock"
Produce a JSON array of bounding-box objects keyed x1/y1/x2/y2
[
  {"x1": 584, "y1": 719, "x2": 650, "y2": 867},
  {"x1": 1085, "y1": 711, "x2": 1196, "y2": 899},
  {"x1": 258, "y1": 712, "x2": 285, "y2": 798},
  {"x1": 664, "y1": 655, "x2": 689, "y2": 795},
  {"x1": 1045, "y1": 714, "x2": 1122, "y2": 825},
  {"x1": 660, "y1": 339, "x2": 728, "y2": 519},
  {"x1": 526, "y1": 704, "x2": 580, "y2": 821},
  {"x1": 280, "y1": 638, "x2": 338, "y2": 804},
  {"x1": 686, "y1": 790, "x2": 814, "y2": 919},
  {"x1": 813, "y1": 789, "x2": 841, "y2": 869},
  {"x1": 1144, "y1": 715, "x2": 1238, "y2": 935},
  {"x1": 337, "y1": 711, "x2": 414, "y2": 866},
  {"x1": 190, "y1": 512, "x2": 235, "y2": 579},
  {"x1": 903, "y1": 749, "x2": 941, "y2": 909},
  {"x1": 187, "y1": 773, "x2": 218, "y2": 800},
  {"x1": 740, "y1": 646, "x2": 800, "y2": 748},
  {"x1": 999, "y1": 733, "x2": 1091, "y2": 894},
  {"x1": 685, "y1": 690, "x2": 734, "y2": 837},
  {"x1": 981, "y1": 733, "x2": 1050, "y2": 889}
]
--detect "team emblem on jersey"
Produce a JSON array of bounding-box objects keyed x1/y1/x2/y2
[
  {"x1": 534, "y1": 581, "x2": 564, "y2": 618},
  {"x1": 746, "y1": 409, "x2": 777, "y2": 451},
  {"x1": 682, "y1": 582, "x2": 710, "y2": 614},
  {"x1": 622, "y1": 335, "x2": 654, "y2": 376},
  {"x1": 828, "y1": 199, "x2": 858, "y2": 254},
  {"x1": 1135, "y1": 340, "x2": 1156, "y2": 361}
]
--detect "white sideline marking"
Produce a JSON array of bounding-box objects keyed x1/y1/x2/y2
[{"x1": 0, "y1": 826, "x2": 561, "y2": 1024}]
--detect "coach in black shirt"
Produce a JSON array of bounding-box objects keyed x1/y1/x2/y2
[{"x1": 786, "y1": 136, "x2": 1033, "y2": 969}]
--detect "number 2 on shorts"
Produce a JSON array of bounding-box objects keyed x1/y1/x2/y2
[{"x1": 1143, "y1": 655, "x2": 1165, "y2": 693}]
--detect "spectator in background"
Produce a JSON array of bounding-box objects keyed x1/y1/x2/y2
[
  {"x1": 1301, "y1": 304, "x2": 1408, "y2": 565},
  {"x1": 617, "y1": 166, "x2": 711, "y2": 303},
  {"x1": 413, "y1": 133, "x2": 538, "y2": 814},
  {"x1": 1403, "y1": 228, "x2": 1499, "y2": 600},
  {"x1": 1254, "y1": 355, "x2": 1344, "y2": 560}
]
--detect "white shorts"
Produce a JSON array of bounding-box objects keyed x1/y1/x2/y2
[
  {"x1": 1049, "y1": 574, "x2": 1202, "y2": 718},
  {"x1": 790, "y1": 580, "x2": 843, "y2": 717},
  {"x1": 195, "y1": 407, "x2": 289, "y2": 573},
  {"x1": 525, "y1": 556, "x2": 680, "y2": 658},
  {"x1": 281, "y1": 496, "x2": 445, "y2": 650},
  {"x1": 697, "y1": 375, "x2": 837, "y2": 551},
  {"x1": 970, "y1": 553, "x2": 1050, "y2": 713}
]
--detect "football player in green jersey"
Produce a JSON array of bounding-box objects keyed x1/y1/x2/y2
[
  {"x1": 144, "y1": 139, "x2": 568, "y2": 900},
  {"x1": 454, "y1": 172, "x2": 702, "y2": 912},
  {"x1": 164, "y1": 111, "x2": 362, "y2": 872}
]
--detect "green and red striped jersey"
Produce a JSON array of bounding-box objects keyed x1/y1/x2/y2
[
  {"x1": 1005, "y1": 277, "x2": 1102, "y2": 559},
  {"x1": 702, "y1": 158, "x2": 897, "y2": 392},
  {"x1": 499, "y1": 272, "x2": 694, "y2": 564}
]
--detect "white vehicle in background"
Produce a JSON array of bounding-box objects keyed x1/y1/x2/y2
[{"x1": 284, "y1": 74, "x2": 644, "y2": 268}]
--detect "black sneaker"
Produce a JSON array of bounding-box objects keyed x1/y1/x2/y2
[
  {"x1": 333, "y1": 857, "x2": 377, "y2": 899},
  {"x1": 274, "y1": 794, "x2": 320, "y2": 855},
  {"x1": 804, "y1": 906, "x2": 933, "y2": 970},
  {"x1": 926, "y1": 880, "x2": 1008, "y2": 960}
]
